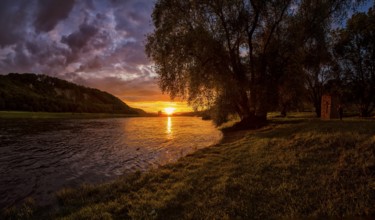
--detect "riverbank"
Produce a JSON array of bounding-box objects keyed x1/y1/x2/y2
[
  {"x1": 0, "y1": 111, "x2": 141, "y2": 119},
  {"x1": 4, "y1": 116, "x2": 375, "y2": 219}
]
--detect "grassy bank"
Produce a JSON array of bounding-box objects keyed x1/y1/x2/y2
[
  {"x1": 5, "y1": 117, "x2": 375, "y2": 219},
  {"x1": 0, "y1": 111, "x2": 139, "y2": 119}
]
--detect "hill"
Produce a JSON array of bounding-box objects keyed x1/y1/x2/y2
[{"x1": 0, "y1": 73, "x2": 145, "y2": 115}]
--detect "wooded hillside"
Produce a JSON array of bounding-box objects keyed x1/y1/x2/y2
[{"x1": 0, "y1": 73, "x2": 145, "y2": 115}]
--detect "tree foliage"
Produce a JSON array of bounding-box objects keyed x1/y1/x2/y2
[
  {"x1": 146, "y1": 0, "x2": 365, "y2": 125},
  {"x1": 146, "y1": 0, "x2": 292, "y2": 126},
  {"x1": 296, "y1": 0, "x2": 362, "y2": 117},
  {"x1": 334, "y1": 6, "x2": 375, "y2": 117}
]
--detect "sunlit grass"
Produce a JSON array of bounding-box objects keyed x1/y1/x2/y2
[
  {"x1": 267, "y1": 111, "x2": 316, "y2": 118},
  {"x1": 3, "y1": 116, "x2": 375, "y2": 219}
]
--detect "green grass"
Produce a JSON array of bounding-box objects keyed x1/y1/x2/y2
[
  {"x1": 0, "y1": 111, "x2": 139, "y2": 119},
  {"x1": 3, "y1": 117, "x2": 375, "y2": 219}
]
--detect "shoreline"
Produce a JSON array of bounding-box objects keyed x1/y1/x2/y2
[
  {"x1": 0, "y1": 116, "x2": 220, "y2": 213},
  {"x1": 0, "y1": 111, "x2": 141, "y2": 119},
  {"x1": 3, "y1": 117, "x2": 375, "y2": 219}
]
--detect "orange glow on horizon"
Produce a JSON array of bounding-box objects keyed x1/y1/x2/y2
[
  {"x1": 164, "y1": 107, "x2": 176, "y2": 115},
  {"x1": 125, "y1": 101, "x2": 193, "y2": 113}
]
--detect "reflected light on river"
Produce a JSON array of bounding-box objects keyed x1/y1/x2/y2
[
  {"x1": 0, "y1": 117, "x2": 223, "y2": 208},
  {"x1": 166, "y1": 117, "x2": 172, "y2": 138}
]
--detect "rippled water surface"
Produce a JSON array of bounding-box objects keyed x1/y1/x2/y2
[{"x1": 0, "y1": 117, "x2": 222, "y2": 208}]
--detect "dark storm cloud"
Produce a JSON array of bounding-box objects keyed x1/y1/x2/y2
[
  {"x1": 0, "y1": 0, "x2": 161, "y2": 104},
  {"x1": 61, "y1": 23, "x2": 99, "y2": 63},
  {"x1": 0, "y1": 0, "x2": 33, "y2": 47},
  {"x1": 77, "y1": 56, "x2": 102, "y2": 72},
  {"x1": 61, "y1": 24, "x2": 98, "y2": 50},
  {"x1": 111, "y1": 0, "x2": 154, "y2": 38},
  {"x1": 34, "y1": 0, "x2": 75, "y2": 33}
]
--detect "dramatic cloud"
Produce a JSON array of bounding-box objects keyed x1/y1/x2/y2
[
  {"x1": 0, "y1": 0, "x2": 181, "y2": 112},
  {"x1": 0, "y1": 0, "x2": 33, "y2": 47},
  {"x1": 61, "y1": 24, "x2": 98, "y2": 51},
  {"x1": 34, "y1": 0, "x2": 75, "y2": 33}
]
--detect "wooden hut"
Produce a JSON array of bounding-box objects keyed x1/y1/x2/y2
[{"x1": 321, "y1": 94, "x2": 339, "y2": 119}]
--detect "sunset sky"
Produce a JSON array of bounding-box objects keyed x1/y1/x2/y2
[
  {"x1": 0, "y1": 0, "x2": 191, "y2": 113},
  {"x1": 0, "y1": 0, "x2": 372, "y2": 113}
]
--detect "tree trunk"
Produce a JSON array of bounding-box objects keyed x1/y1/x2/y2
[
  {"x1": 314, "y1": 99, "x2": 321, "y2": 117},
  {"x1": 280, "y1": 102, "x2": 289, "y2": 117},
  {"x1": 230, "y1": 98, "x2": 268, "y2": 131},
  {"x1": 359, "y1": 105, "x2": 371, "y2": 117},
  {"x1": 229, "y1": 114, "x2": 267, "y2": 131},
  {"x1": 281, "y1": 107, "x2": 287, "y2": 117}
]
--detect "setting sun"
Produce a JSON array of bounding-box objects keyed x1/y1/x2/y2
[{"x1": 164, "y1": 107, "x2": 176, "y2": 115}]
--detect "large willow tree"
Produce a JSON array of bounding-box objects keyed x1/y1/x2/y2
[{"x1": 146, "y1": 0, "x2": 360, "y2": 126}]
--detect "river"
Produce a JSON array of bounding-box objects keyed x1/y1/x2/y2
[{"x1": 0, "y1": 116, "x2": 222, "y2": 208}]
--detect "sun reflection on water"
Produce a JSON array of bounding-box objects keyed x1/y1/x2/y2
[{"x1": 166, "y1": 117, "x2": 172, "y2": 138}]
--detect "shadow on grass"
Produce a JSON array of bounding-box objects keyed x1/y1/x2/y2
[
  {"x1": 270, "y1": 118, "x2": 307, "y2": 125},
  {"x1": 250, "y1": 118, "x2": 375, "y2": 141}
]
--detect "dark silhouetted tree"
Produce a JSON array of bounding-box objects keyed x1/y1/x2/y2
[
  {"x1": 146, "y1": 0, "x2": 364, "y2": 126},
  {"x1": 295, "y1": 0, "x2": 360, "y2": 117},
  {"x1": 334, "y1": 5, "x2": 375, "y2": 117}
]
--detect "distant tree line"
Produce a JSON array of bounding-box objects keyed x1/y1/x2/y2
[
  {"x1": 0, "y1": 73, "x2": 144, "y2": 115},
  {"x1": 146, "y1": 0, "x2": 374, "y2": 127}
]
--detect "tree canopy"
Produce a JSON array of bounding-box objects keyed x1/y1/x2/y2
[
  {"x1": 146, "y1": 0, "x2": 366, "y2": 126},
  {"x1": 334, "y1": 6, "x2": 375, "y2": 117}
]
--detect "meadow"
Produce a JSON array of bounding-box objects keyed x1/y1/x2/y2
[{"x1": 4, "y1": 113, "x2": 375, "y2": 219}]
